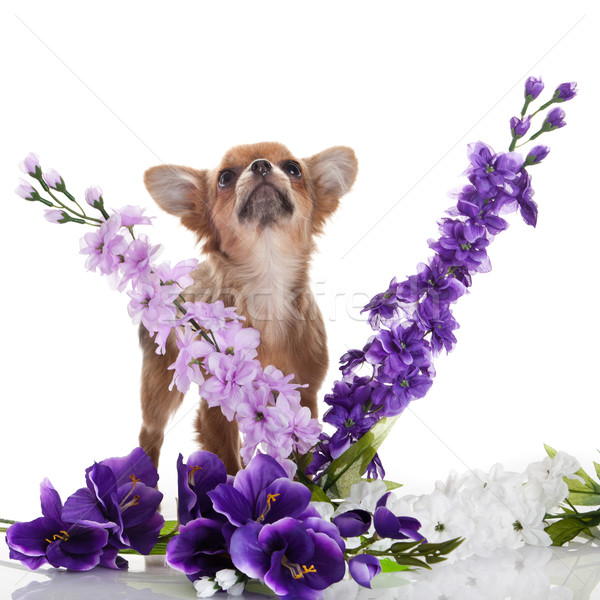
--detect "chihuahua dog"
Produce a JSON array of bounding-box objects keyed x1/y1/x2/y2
[{"x1": 138, "y1": 142, "x2": 358, "y2": 473}]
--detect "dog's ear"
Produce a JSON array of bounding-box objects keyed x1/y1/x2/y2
[
  {"x1": 304, "y1": 146, "x2": 358, "y2": 232},
  {"x1": 144, "y1": 165, "x2": 213, "y2": 242}
]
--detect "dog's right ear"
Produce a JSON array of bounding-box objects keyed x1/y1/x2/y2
[{"x1": 144, "y1": 165, "x2": 212, "y2": 241}]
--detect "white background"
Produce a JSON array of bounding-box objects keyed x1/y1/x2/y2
[{"x1": 1, "y1": 0, "x2": 598, "y2": 523}]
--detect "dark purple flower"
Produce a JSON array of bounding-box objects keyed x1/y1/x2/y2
[
  {"x1": 454, "y1": 186, "x2": 508, "y2": 236},
  {"x1": 349, "y1": 554, "x2": 382, "y2": 588},
  {"x1": 510, "y1": 115, "x2": 531, "y2": 138},
  {"x1": 332, "y1": 510, "x2": 372, "y2": 537},
  {"x1": 525, "y1": 76, "x2": 544, "y2": 101},
  {"x1": 362, "y1": 278, "x2": 402, "y2": 329},
  {"x1": 429, "y1": 219, "x2": 491, "y2": 274},
  {"x1": 370, "y1": 384, "x2": 410, "y2": 417},
  {"x1": 373, "y1": 493, "x2": 424, "y2": 541},
  {"x1": 62, "y1": 447, "x2": 164, "y2": 555},
  {"x1": 208, "y1": 453, "x2": 311, "y2": 527},
  {"x1": 525, "y1": 145, "x2": 550, "y2": 166},
  {"x1": 365, "y1": 452, "x2": 386, "y2": 480},
  {"x1": 325, "y1": 401, "x2": 380, "y2": 459},
  {"x1": 6, "y1": 479, "x2": 109, "y2": 571},
  {"x1": 465, "y1": 143, "x2": 522, "y2": 197},
  {"x1": 339, "y1": 347, "x2": 367, "y2": 378},
  {"x1": 544, "y1": 107, "x2": 566, "y2": 130},
  {"x1": 177, "y1": 451, "x2": 228, "y2": 526},
  {"x1": 230, "y1": 518, "x2": 345, "y2": 599},
  {"x1": 416, "y1": 295, "x2": 459, "y2": 356},
  {"x1": 389, "y1": 366, "x2": 434, "y2": 404},
  {"x1": 305, "y1": 434, "x2": 333, "y2": 478},
  {"x1": 511, "y1": 170, "x2": 538, "y2": 227},
  {"x1": 365, "y1": 322, "x2": 432, "y2": 380},
  {"x1": 166, "y1": 517, "x2": 233, "y2": 581},
  {"x1": 554, "y1": 82, "x2": 577, "y2": 102}
]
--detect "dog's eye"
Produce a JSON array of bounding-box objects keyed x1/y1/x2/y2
[
  {"x1": 282, "y1": 161, "x2": 302, "y2": 179},
  {"x1": 218, "y1": 169, "x2": 236, "y2": 188}
]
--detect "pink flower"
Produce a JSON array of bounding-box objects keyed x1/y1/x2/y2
[
  {"x1": 115, "y1": 205, "x2": 153, "y2": 227},
  {"x1": 259, "y1": 365, "x2": 307, "y2": 402},
  {"x1": 213, "y1": 321, "x2": 260, "y2": 359},
  {"x1": 79, "y1": 215, "x2": 127, "y2": 275},
  {"x1": 42, "y1": 169, "x2": 62, "y2": 189}
]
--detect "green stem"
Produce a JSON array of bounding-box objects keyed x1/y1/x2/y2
[
  {"x1": 345, "y1": 534, "x2": 379, "y2": 556},
  {"x1": 45, "y1": 188, "x2": 103, "y2": 225},
  {"x1": 0, "y1": 518, "x2": 16, "y2": 525}
]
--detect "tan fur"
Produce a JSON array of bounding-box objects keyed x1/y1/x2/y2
[{"x1": 138, "y1": 142, "x2": 358, "y2": 473}]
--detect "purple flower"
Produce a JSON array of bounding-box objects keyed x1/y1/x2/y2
[
  {"x1": 21, "y1": 153, "x2": 41, "y2": 176},
  {"x1": 168, "y1": 326, "x2": 206, "y2": 393},
  {"x1": 349, "y1": 554, "x2": 382, "y2": 588},
  {"x1": 155, "y1": 259, "x2": 198, "y2": 291},
  {"x1": 127, "y1": 278, "x2": 178, "y2": 337},
  {"x1": 554, "y1": 82, "x2": 577, "y2": 102},
  {"x1": 62, "y1": 447, "x2": 164, "y2": 555},
  {"x1": 179, "y1": 300, "x2": 244, "y2": 332},
  {"x1": 510, "y1": 115, "x2": 531, "y2": 138},
  {"x1": 176, "y1": 451, "x2": 228, "y2": 526},
  {"x1": 416, "y1": 295, "x2": 459, "y2": 356},
  {"x1": 42, "y1": 169, "x2": 63, "y2": 189},
  {"x1": 166, "y1": 517, "x2": 233, "y2": 581},
  {"x1": 544, "y1": 107, "x2": 566, "y2": 130},
  {"x1": 373, "y1": 493, "x2": 424, "y2": 541},
  {"x1": 365, "y1": 452, "x2": 386, "y2": 479},
  {"x1": 6, "y1": 479, "x2": 108, "y2": 571},
  {"x1": 362, "y1": 278, "x2": 402, "y2": 329},
  {"x1": 79, "y1": 214, "x2": 127, "y2": 275},
  {"x1": 525, "y1": 145, "x2": 550, "y2": 166},
  {"x1": 339, "y1": 347, "x2": 367, "y2": 378},
  {"x1": 84, "y1": 186, "x2": 103, "y2": 208},
  {"x1": 259, "y1": 365, "x2": 307, "y2": 402},
  {"x1": 465, "y1": 143, "x2": 522, "y2": 198},
  {"x1": 390, "y1": 365, "x2": 434, "y2": 404},
  {"x1": 525, "y1": 76, "x2": 544, "y2": 100},
  {"x1": 229, "y1": 518, "x2": 346, "y2": 599},
  {"x1": 515, "y1": 170, "x2": 538, "y2": 227},
  {"x1": 332, "y1": 509, "x2": 372, "y2": 537},
  {"x1": 454, "y1": 186, "x2": 508, "y2": 236},
  {"x1": 429, "y1": 219, "x2": 491, "y2": 274},
  {"x1": 208, "y1": 454, "x2": 311, "y2": 527},
  {"x1": 305, "y1": 434, "x2": 333, "y2": 478}
]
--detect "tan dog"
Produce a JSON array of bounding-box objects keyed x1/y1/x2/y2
[{"x1": 138, "y1": 142, "x2": 358, "y2": 474}]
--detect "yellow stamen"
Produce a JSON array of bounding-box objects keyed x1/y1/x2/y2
[
  {"x1": 302, "y1": 565, "x2": 317, "y2": 574},
  {"x1": 188, "y1": 465, "x2": 203, "y2": 485},
  {"x1": 46, "y1": 530, "x2": 70, "y2": 544},
  {"x1": 129, "y1": 474, "x2": 142, "y2": 486},
  {"x1": 257, "y1": 493, "x2": 280, "y2": 522}
]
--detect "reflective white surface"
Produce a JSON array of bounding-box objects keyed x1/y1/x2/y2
[{"x1": 2, "y1": 535, "x2": 599, "y2": 600}]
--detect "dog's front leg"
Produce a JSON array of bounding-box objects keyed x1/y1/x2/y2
[
  {"x1": 138, "y1": 329, "x2": 184, "y2": 468},
  {"x1": 195, "y1": 400, "x2": 242, "y2": 474}
]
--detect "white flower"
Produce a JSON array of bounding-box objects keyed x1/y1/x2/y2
[
  {"x1": 310, "y1": 501, "x2": 335, "y2": 520},
  {"x1": 215, "y1": 569, "x2": 244, "y2": 596},
  {"x1": 193, "y1": 576, "x2": 219, "y2": 598},
  {"x1": 335, "y1": 479, "x2": 388, "y2": 515}
]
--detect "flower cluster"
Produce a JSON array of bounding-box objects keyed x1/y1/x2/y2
[
  {"x1": 15, "y1": 156, "x2": 321, "y2": 475},
  {"x1": 5, "y1": 448, "x2": 163, "y2": 571},
  {"x1": 308, "y1": 77, "x2": 577, "y2": 483}
]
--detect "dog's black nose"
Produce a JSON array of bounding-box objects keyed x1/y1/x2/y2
[{"x1": 251, "y1": 159, "x2": 272, "y2": 177}]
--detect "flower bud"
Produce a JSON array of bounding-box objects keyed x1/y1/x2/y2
[
  {"x1": 85, "y1": 185, "x2": 104, "y2": 208},
  {"x1": 544, "y1": 107, "x2": 566, "y2": 131},
  {"x1": 525, "y1": 145, "x2": 550, "y2": 166},
  {"x1": 21, "y1": 153, "x2": 41, "y2": 176},
  {"x1": 554, "y1": 81, "x2": 577, "y2": 102},
  {"x1": 44, "y1": 209, "x2": 68, "y2": 224},
  {"x1": 15, "y1": 178, "x2": 36, "y2": 200},
  {"x1": 43, "y1": 169, "x2": 63, "y2": 189},
  {"x1": 510, "y1": 115, "x2": 531, "y2": 138},
  {"x1": 524, "y1": 76, "x2": 544, "y2": 101}
]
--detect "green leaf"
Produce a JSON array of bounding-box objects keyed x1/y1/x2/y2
[
  {"x1": 546, "y1": 518, "x2": 590, "y2": 546},
  {"x1": 321, "y1": 416, "x2": 400, "y2": 498},
  {"x1": 594, "y1": 461, "x2": 600, "y2": 481},
  {"x1": 365, "y1": 478, "x2": 403, "y2": 491},
  {"x1": 545, "y1": 444, "x2": 600, "y2": 496},
  {"x1": 568, "y1": 491, "x2": 600, "y2": 507},
  {"x1": 394, "y1": 555, "x2": 431, "y2": 569},
  {"x1": 307, "y1": 484, "x2": 332, "y2": 504},
  {"x1": 379, "y1": 557, "x2": 409, "y2": 573},
  {"x1": 158, "y1": 520, "x2": 179, "y2": 538}
]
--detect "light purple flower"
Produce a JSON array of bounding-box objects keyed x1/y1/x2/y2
[
  {"x1": 43, "y1": 169, "x2": 63, "y2": 189},
  {"x1": 349, "y1": 554, "x2": 381, "y2": 588},
  {"x1": 258, "y1": 365, "x2": 308, "y2": 403},
  {"x1": 525, "y1": 145, "x2": 550, "y2": 166},
  {"x1": 44, "y1": 209, "x2": 68, "y2": 224},
  {"x1": 119, "y1": 235, "x2": 162, "y2": 290},
  {"x1": 127, "y1": 278, "x2": 178, "y2": 334},
  {"x1": 155, "y1": 259, "x2": 198, "y2": 291},
  {"x1": 84, "y1": 186, "x2": 103, "y2": 208},
  {"x1": 274, "y1": 395, "x2": 321, "y2": 455},
  {"x1": 169, "y1": 325, "x2": 206, "y2": 393},
  {"x1": 212, "y1": 321, "x2": 260, "y2": 359},
  {"x1": 179, "y1": 300, "x2": 244, "y2": 332},
  {"x1": 21, "y1": 153, "x2": 40, "y2": 175},
  {"x1": 15, "y1": 178, "x2": 36, "y2": 200},
  {"x1": 544, "y1": 107, "x2": 566, "y2": 130},
  {"x1": 200, "y1": 353, "x2": 262, "y2": 421},
  {"x1": 510, "y1": 115, "x2": 531, "y2": 138},
  {"x1": 79, "y1": 214, "x2": 127, "y2": 275},
  {"x1": 116, "y1": 205, "x2": 153, "y2": 227}
]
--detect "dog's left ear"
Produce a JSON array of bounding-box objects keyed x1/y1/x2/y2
[{"x1": 304, "y1": 146, "x2": 358, "y2": 232}]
